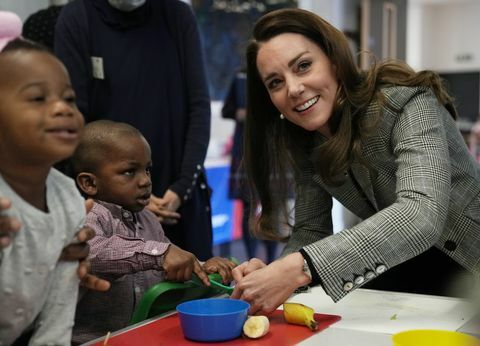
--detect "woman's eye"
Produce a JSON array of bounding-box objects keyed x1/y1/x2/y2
[
  {"x1": 267, "y1": 79, "x2": 281, "y2": 90},
  {"x1": 298, "y1": 61, "x2": 311, "y2": 71},
  {"x1": 123, "y1": 170, "x2": 135, "y2": 176},
  {"x1": 146, "y1": 166, "x2": 152, "y2": 175}
]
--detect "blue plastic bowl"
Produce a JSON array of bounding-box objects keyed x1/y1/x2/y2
[{"x1": 176, "y1": 298, "x2": 250, "y2": 342}]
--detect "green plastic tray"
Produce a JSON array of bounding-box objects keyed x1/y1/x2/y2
[{"x1": 130, "y1": 273, "x2": 234, "y2": 325}]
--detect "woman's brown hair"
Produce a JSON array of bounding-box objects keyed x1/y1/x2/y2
[{"x1": 244, "y1": 8, "x2": 456, "y2": 240}]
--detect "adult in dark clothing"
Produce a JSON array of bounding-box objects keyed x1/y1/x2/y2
[
  {"x1": 22, "y1": 0, "x2": 70, "y2": 51},
  {"x1": 55, "y1": 0, "x2": 213, "y2": 260},
  {"x1": 222, "y1": 69, "x2": 278, "y2": 263}
]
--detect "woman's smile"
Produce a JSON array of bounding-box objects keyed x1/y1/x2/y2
[{"x1": 294, "y1": 95, "x2": 320, "y2": 113}]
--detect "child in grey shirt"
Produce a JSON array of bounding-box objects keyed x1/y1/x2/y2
[{"x1": 0, "y1": 38, "x2": 85, "y2": 345}]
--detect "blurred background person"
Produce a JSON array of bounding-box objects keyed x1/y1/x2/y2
[
  {"x1": 55, "y1": 0, "x2": 213, "y2": 260},
  {"x1": 22, "y1": 0, "x2": 71, "y2": 51},
  {"x1": 469, "y1": 119, "x2": 480, "y2": 162}
]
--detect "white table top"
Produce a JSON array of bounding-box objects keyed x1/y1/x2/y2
[
  {"x1": 82, "y1": 287, "x2": 479, "y2": 346},
  {"x1": 287, "y1": 286, "x2": 479, "y2": 346}
]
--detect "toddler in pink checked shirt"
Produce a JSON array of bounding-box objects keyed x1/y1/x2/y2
[{"x1": 70, "y1": 120, "x2": 237, "y2": 345}]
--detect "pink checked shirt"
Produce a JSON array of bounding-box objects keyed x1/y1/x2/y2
[{"x1": 72, "y1": 200, "x2": 170, "y2": 345}]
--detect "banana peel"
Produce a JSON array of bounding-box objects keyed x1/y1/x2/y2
[
  {"x1": 243, "y1": 315, "x2": 270, "y2": 339},
  {"x1": 283, "y1": 302, "x2": 318, "y2": 331}
]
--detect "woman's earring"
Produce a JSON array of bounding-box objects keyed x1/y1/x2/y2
[{"x1": 280, "y1": 113, "x2": 285, "y2": 119}]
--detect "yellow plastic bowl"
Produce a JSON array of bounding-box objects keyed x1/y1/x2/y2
[{"x1": 392, "y1": 329, "x2": 479, "y2": 346}]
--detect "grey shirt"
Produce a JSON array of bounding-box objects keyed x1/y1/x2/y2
[{"x1": 0, "y1": 169, "x2": 85, "y2": 345}]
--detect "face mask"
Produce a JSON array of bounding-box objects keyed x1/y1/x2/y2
[
  {"x1": 50, "y1": 0, "x2": 70, "y2": 5},
  {"x1": 107, "y1": 0, "x2": 146, "y2": 12}
]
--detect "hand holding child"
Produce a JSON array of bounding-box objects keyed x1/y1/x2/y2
[
  {"x1": 163, "y1": 244, "x2": 210, "y2": 285},
  {"x1": 63, "y1": 226, "x2": 110, "y2": 292},
  {"x1": 0, "y1": 197, "x2": 21, "y2": 248},
  {"x1": 203, "y1": 257, "x2": 237, "y2": 283},
  {"x1": 60, "y1": 199, "x2": 110, "y2": 291},
  {"x1": 1, "y1": 196, "x2": 109, "y2": 290}
]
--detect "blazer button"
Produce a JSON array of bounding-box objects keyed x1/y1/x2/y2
[
  {"x1": 375, "y1": 264, "x2": 387, "y2": 274},
  {"x1": 343, "y1": 282, "x2": 354, "y2": 292},
  {"x1": 365, "y1": 271, "x2": 375, "y2": 280},
  {"x1": 444, "y1": 240, "x2": 457, "y2": 251},
  {"x1": 354, "y1": 276, "x2": 365, "y2": 285}
]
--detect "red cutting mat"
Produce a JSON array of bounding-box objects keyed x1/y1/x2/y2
[{"x1": 91, "y1": 310, "x2": 341, "y2": 346}]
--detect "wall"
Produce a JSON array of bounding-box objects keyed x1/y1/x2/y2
[
  {"x1": 406, "y1": 0, "x2": 480, "y2": 136},
  {"x1": 0, "y1": 0, "x2": 48, "y2": 21},
  {"x1": 369, "y1": 0, "x2": 407, "y2": 61},
  {"x1": 299, "y1": 0, "x2": 344, "y2": 27},
  {"x1": 407, "y1": 0, "x2": 480, "y2": 72}
]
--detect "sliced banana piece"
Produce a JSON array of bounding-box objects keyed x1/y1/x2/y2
[{"x1": 243, "y1": 315, "x2": 270, "y2": 339}]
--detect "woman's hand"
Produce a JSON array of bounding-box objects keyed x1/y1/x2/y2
[
  {"x1": 231, "y1": 253, "x2": 311, "y2": 315},
  {"x1": 146, "y1": 192, "x2": 181, "y2": 225},
  {"x1": 231, "y1": 258, "x2": 267, "y2": 283},
  {"x1": 163, "y1": 244, "x2": 210, "y2": 285},
  {"x1": 203, "y1": 257, "x2": 237, "y2": 283}
]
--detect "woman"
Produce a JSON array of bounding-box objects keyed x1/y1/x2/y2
[{"x1": 231, "y1": 8, "x2": 480, "y2": 315}]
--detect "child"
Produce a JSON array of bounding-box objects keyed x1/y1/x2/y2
[
  {"x1": 0, "y1": 38, "x2": 86, "y2": 345},
  {"x1": 71, "y1": 120, "x2": 237, "y2": 344}
]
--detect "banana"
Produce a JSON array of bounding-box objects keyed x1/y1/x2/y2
[
  {"x1": 283, "y1": 302, "x2": 318, "y2": 331},
  {"x1": 243, "y1": 315, "x2": 270, "y2": 339}
]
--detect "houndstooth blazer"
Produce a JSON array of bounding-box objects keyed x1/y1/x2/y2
[{"x1": 283, "y1": 86, "x2": 480, "y2": 302}]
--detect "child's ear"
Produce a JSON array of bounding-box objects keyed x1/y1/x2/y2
[{"x1": 76, "y1": 172, "x2": 98, "y2": 196}]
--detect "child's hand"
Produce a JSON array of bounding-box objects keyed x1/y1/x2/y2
[
  {"x1": 163, "y1": 244, "x2": 210, "y2": 285},
  {"x1": 0, "y1": 197, "x2": 21, "y2": 248},
  {"x1": 203, "y1": 257, "x2": 237, "y2": 284}
]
